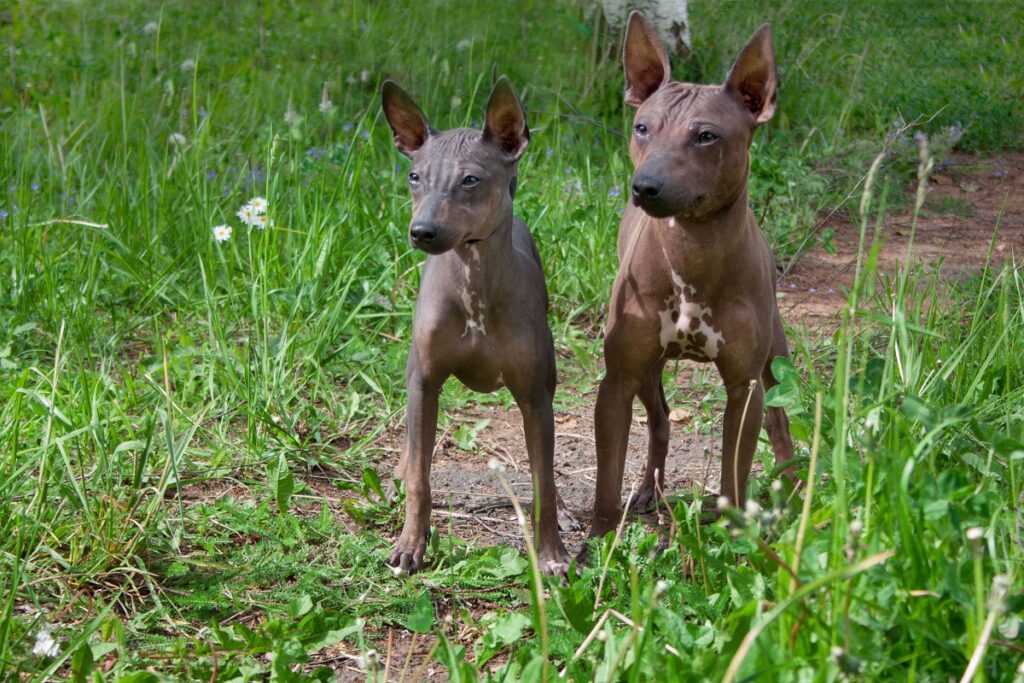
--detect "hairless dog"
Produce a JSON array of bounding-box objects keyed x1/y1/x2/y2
[
  {"x1": 382, "y1": 78, "x2": 575, "y2": 575},
  {"x1": 588, "y1": 12, "x2": 795, "y2": 541}
]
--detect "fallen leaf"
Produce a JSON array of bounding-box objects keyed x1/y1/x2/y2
[{"x1": 669, "y1": 408, "x2": 692, "y2": 423}]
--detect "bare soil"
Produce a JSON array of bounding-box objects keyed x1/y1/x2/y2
[{"x1": 368, "y1": 153, "x2": 1024, "y2": 564}]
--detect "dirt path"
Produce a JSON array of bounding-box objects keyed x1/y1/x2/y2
[{"x1": 372, "y1": 153, "x2": 1024, "y2": 558}]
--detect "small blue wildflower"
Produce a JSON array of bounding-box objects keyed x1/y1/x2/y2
[
  {"x1": 222, "y1": 186, "x2": 231, "y2": 197},
  {"x1": 395, "y1": 163, "x2": 402, "y2": 172},
  {"x1": 546, "y1": 147, "x2": 553, "y2": 157},
  {"x1": 574, "y1": 180, "x2": 582, "y2": 191},
  {"x1": 564, "y1": 167, "x2": 573, "y2": 175},
  {"x1": 66, "y1": 196, "x2": 74, "y2": 207},
  {"x1": 359, "y1": 21, "x2": 367, "y2": 33},
  {"x1": 342, "y1": 123, "x2": 354, "y2": 132},
  {"x1": 0, "y1": 209, "x2": 8, "y2": 220},
  {"x1": 206, "y1": 170, "x2": 217, "y2": 180},
  {"x1": 198, "y1": 107, "x2": 208, "y2": 118},
  {"x1": 360, "y1": 130, "x2": 370, "y2": 139},
  {"x1": 608, "y1": 187, "x2": 621, "y2": 197},
  {"x1": 31, "y1": 181, "x2": 40, "y2": 192}
]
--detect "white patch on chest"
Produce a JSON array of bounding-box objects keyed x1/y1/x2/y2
[
  {"x1": 657, "y1": 267, "x2": 724, "y2": 360},
  {"x1": 461, "y1": 245, "x2": 486, "y2": 336}
]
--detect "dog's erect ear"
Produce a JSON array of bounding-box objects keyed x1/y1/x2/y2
[
  {"x1": 623, "y1": 11, "x2": 671, "y2": 108},
  {"x1": 724, "y1": 24, "x2": 777, "y2": 125},
  {"x1": 482, "y1": 76, "x2": 529, "y2": 161},
  {"x1": 381, "y1": 80, "x2": 433, "y2": 156}
]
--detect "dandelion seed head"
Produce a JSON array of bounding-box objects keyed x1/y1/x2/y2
[
  {"x1": 389, "y1": 564, "x2": 407, "y2": 578},
  {"x1": 487, "y1": 457, "x2": 505, "y2": 473},
  {"x1": 168, "y1": 132, "x2": 187, "y2": 147},
  {"x1": 716, "y1": 495, "x2": 730, "y2": 511},
  {"x1": 966, "y1": 527, "x2": 984, "y2": 541},
  {"x1": 143, "y1": 22, "x2": 159, "y2": 35},
  {"x1": 180, "y1": 59, "x2": 196, "y2": 72},
  {"x1": 849, "y1": 520, "x2": 863, "y2": 536},
  {"x1": 744, "y1": 500, "x2": 762, "y2": 516},
  {"x1": 771, "y1": 479, "x2": 783, "y2": 493},
  {"x1": 455, "y1": 38, "x2": 472, "y2": 52},
  {"x1": 450, "y1": 95, "x2": 462, "y2": 109},
  {"x1": 654, "y1": 580, "x2": 669, "y2": 596},
  {"x1": 359, "y1": 69, "x2": 371, "y2": 83}
]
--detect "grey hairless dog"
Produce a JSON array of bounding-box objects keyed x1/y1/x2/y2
[
  {"x1": 588, "y1": 12, "x2": 795, "y2": 540},
  {"x1": 381, "y1": 77, "x2": 573, "y2": 575}
]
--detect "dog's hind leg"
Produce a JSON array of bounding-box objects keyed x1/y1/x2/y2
[
  {"x1": 630, "y1": 363, "x2": 670, "y2": 513},
  {"x1": 761, "y1": 310, "x2": 795, "y2": 472}
]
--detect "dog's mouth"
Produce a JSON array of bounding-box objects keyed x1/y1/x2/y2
[{"x1": 464, "y1": 238, "x2": 482, "y2": 245}]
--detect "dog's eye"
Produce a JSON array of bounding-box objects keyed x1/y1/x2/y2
[
  {"x1": 461, "y1": 175, "x2": 480, "y2": 188},
  {"x1": 696, "y1": 131, "x2": 718, "y2": 144},
  {"x1": 408, "y1": 172, "x2": 420, "y2": 184},
  {"x1": 634, "y1": 123, "x2": 649, "y2": 138}
]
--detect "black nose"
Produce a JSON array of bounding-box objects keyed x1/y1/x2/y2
[
  {"x1": 410, "y1": 222, "x2": 439, "y2": 243},
  {"x1": 631, "y1": 175, "x2": 662, "y2": 201}
]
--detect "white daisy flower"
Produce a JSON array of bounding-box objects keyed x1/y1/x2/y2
[
  {"x1": 212, "y1": 224, "x2": 232, "y2": 242},
  {"x1": 32, "y1": 626, "x2": 60, "y2": 658},
  {"x1": 251, "y1": 214, "x2": 269, "y2": 230},
  {"x1": 247, "y1": 197, "x2": 268, "y2": 214},
  {"x1": 236, "y1": 204, "x2": 259, "y2": 226}
]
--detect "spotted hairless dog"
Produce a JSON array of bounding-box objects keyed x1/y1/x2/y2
[{"x1": 588, "y1": 13, "x2": 795, "y2": 541}]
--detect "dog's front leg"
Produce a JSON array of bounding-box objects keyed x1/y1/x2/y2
[
  {"x1": 590, "y1": 370, "x2": 642, "y2": 539},
  {"x1": 389, "y1": 364, "x2": 440, "y2": 574},
  {"x1": 515, "y1": 386, "x2": 570, "y2": 575},
  {"x1": 719, "y1": 378, "x2": 765, "y2": 508}
]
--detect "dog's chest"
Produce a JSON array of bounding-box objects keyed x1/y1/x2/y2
[{"x1": 657, "y1": 267, "x2": 725, "y2": 361}]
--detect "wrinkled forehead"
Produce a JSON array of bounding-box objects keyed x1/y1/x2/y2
[
  {"x1": 637, "y1": 83, "x2": 742, "y2": 127},
  {"x1": 413, "y1": 128, "x2": 505, "y2": 169}
]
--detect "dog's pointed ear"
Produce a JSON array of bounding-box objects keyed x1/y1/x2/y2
[
  {"x1": 724, "y1": 24, "x2": 778, "y2": 125},
  {"x1": 381, "y1": 80, "x2": 433, "y2": 156},
  {"x1": 623, "y1": 11, "x2": 670, "y2": 108},
  {"x1": 482, "y1": 76, "x2": 529, "y2": 161}
]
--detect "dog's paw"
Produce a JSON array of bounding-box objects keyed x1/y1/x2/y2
[
  {"x1": 539, "y1": 545, "x2": 571, "y2": 578},
  {"x1": 627, "y1": 485, "x2": 659, "y2": 514},
  {"x1": 387, "y1": 530, "x2": 429, "y2": 576},
  {"x1": 556, "y1": 504, "x2": 581, "y2": 532}
]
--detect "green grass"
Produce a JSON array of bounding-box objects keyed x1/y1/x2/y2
[{"x1": 2, "y1": 1, "x2": 1023, "y2": 680}]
